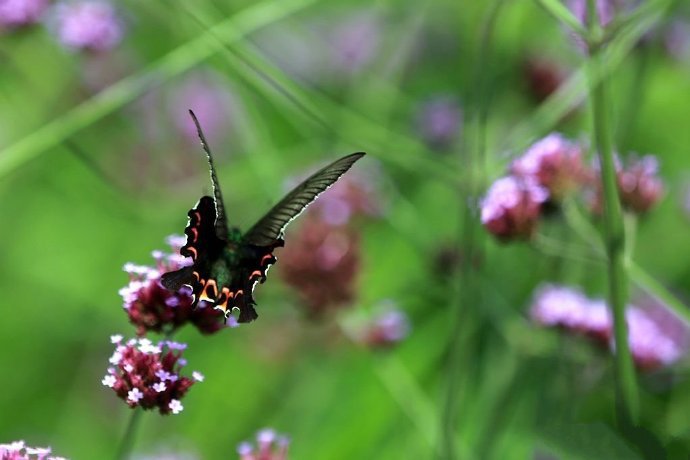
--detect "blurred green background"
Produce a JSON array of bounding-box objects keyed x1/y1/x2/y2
[{"x1": 2, "y1": 0, "x2": 690, "y2": 458}]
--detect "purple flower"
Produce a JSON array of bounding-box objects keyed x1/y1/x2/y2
[
  {"x1": 616, "y1": 154, "x2": 664, "y2": 213},
  {"x1": 104, "y1": 337, "x2": 202, "y2": 415},
  {"x1": 480, "y1": 176, "x2": 549, "y2": 241},
  {"x1": 356, "y1": 302, "x2": 411, "y2": 348},
  {"x1": 0, "y1": 0, "x2": 48, "y2": 27},
  {"x1": 53, "y1": 1, "x2": 123, "y2": 52},
  {"x1": 530, "y1": 284, "x2": 690, "y2": 371},
  {"x1": 0, "y1": 440, "x2": 66, "y2": 459},
  {"x1": 416, "y1": 96, "x2": 463, "y2": 151},
  {"x1": 237, "y1": 428, "x2": 289, "y2": 460},
  {"x1": 530, "y1": 284, "x2": 611, "y2": 342},
  {"x1": 511, "y1": 133, "x2": 588, "y2": 200},
  {"x1": 279, "y1": 216, "x2": 360, "y2": 317},
  {"x1": 169, "y1": 73, "x2": 239, "y2": 148},
  {"x1": 328, "y1": 11, "x2": 380, "y2": 75},
  {"x1": 567, "y1": 0, "x2": 617, "y2": 28},
  {"x1": 120, "y1": 236, "x2": 227, "y2": 336}
]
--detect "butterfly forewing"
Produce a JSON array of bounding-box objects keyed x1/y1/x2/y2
[{"x1": 243, "y1": 152, "x2": 366, "y2": 246}]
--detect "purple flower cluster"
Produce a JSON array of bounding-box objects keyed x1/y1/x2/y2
[
  {"x1": 119, "y1": 236, "x2": 231, "y2": 336},
  {"x1": 1, "y1": 0, "x2": 124, "y2": 52},
  {"x1": 103, "y1": 335, "x2": 203, "y2": 415},
  {"x1": 481, "y1": 133, "x2": 664, "y2": 241},
  {"x1": 0, "y1": 441, "x2": 66, "y2": 460},
  {"x1": 0, "y1": 0, "x2": 48, "y2": 28},
  {"x1": 237, "y1": 429, "x2": 289, "y2": 460},
  {"x1": 53, "y1": 1, "x2": 122, "y2": 52},
  {"x1": 530, "y1": 284, "x2": 689, "y2": 371}
]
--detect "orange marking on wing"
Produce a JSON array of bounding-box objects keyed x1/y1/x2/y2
[
  {"x1": 190, "y1": 227, "x2": 198, "y2": 242},
  {"x1": 192, "y1": 211, "x2": 200, "y2": 222},
  {"x1": 250, "y1": 270, "x2": 262, "y2": 279},
  {"x1": 199, "y1": 279, "x2": 218, "y2": 301},
  {"x1": 261, "y1": 254, "x2": 274, "y2": 264},
  {"x1": 187, "y1": 246, "x2": 198, "y2": 259},
  {"x1": 193, "y1": 271, "x2": 200, "y2": 281}
]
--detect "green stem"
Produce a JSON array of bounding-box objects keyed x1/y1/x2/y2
[
  {"x1": 587, "y1": 17, "x2": 639, "y2": 424},
  {"x1": 441, "y1": 2, "x2": 503, "y2": 459},
  {"x1": 115, "y1": 408, "x2": 143, "y2": 460}
]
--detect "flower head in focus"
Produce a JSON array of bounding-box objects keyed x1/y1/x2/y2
[
  {"x1": 120, "y1": 236, "x2": 230, "y2": 336},
  {"x1": 237, "y1": 428, "x2": 289, "y2": 460},
  {"x1": 0, "y1": 440, "x2": 67, "y2": 460},
  {"x1": 511, "y1": 133, "x2": 588, "y2": 201},
  {"x1": 103, "y1": 336, "x2": 202, "y2": 415},
  {"x1": 0, "y1": 0, "x2": 48, "y2": 28},
  {"x1": 53, "y1": 1, "x2": 123, "y2": 52},
  {"x1": 480, "y1": 176, "x2": 549, "y2": 241},
  {"x1": 416, "y1": 96, "x2": 463, "y2": 151}
]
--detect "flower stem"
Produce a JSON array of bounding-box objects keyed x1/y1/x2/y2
[
  {"x1": 587, "y1": 14, "x2": 639, "y2": 423},
  {"x1": 115, "y1": 408, "x2": 143, "y2": 460}
]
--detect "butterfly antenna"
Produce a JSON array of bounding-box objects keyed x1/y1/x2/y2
[{"x1": 188, "y1": 109, "x2": 228, "y2": 238}]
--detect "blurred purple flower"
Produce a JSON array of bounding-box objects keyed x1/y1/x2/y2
[
  {"x1": 104, "y1": 336, "x2": 201, "y2": 415},
  {"x1": 567, "y1": 0, "x2": 617, "y2": 27},
  {"x1": 328, "y1": 11, "x2": 380, "y2": 75},
  {"x1": 623, "y1": 307, "x2": 686, "y2": 371},
  {"x1": 416, "y1": 96, "x2": 463, "y2": 151},
  {"x1": 357, "y1": 302, "x2": 411, "y2": 348},
  {"x1": 279, "y1": 216, "x2": 360, "y2": 317},
  {"x1": 511, "y1": 133, "x2": 589, "y2": 201},
  {"x1": 480, "y1": 176, "x2": 549, "y2": 241},
  {"x1": 664, "y1": 20, "x2": 690, "y2": 63},
  {"x1": 53, "y1": 1, "x2": 122, "y2": 52},
  {"x1": 530, "y1": 284, "x2": 690, "y2": 370},
  {"x1": 0, "y1": 0, "x2": 48, "y2": 28},
  {"x1": 120, "y1": 236, "x2": 230, "y2": 336},
  {"x1": 617, "y1": 154, "x2": 664, "y2": 213},
  {"x1": 530, "y1": 284, "x2": 611, "y2": 342},
  {"x1": 237, "y1": 428, "x2": 289, "y2": 460},
  {"x1": 169, "y1": 73, "x2": 239, "y2": 148},
  {"x1": 0, "y1": 440, "x2": 66, "y2": 460}
]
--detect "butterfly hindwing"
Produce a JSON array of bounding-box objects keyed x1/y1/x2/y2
[
  {"x1": 243, "y1": 152, "x2": 366, "y2": 247},
  {"x1": 161, "y1": 196, "x2": 224, "y2": 305}
]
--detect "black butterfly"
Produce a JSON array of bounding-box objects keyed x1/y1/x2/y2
[{"x1": 161, "y1": 110, "x2": 365, "y2": 323}]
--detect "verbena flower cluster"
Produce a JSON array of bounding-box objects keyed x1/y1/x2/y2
[
  {"x1": 530, "y1": 284, "x2": 689, "y2": 371},
  {"x1": 237, "y1": 429, "x2": 289, "y2": 460},
  {"x1": 279, "y1": 171, "x2": 380, "y2": 317},
  {"x1": 119, "y1": 235, "x2": 231, "y2": 336},
  {"x1": 0, "y1": 441, "x2": 66, "y2": 460},
  {"x1": 481, "y1": 132, "x2": 664, "y2": 241},
  {"x1": 0, "y1": 0, "x2": 122, "y2": 52},
  {"x1": 416, "y1": 96, "x2": 463, "y2": 151},
  {"x1": 102, "y1": 335, "x2": 203, "y2": 415}
]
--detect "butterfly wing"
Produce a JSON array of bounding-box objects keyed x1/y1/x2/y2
[
  {"x1": 243, "y1": 152, "x2": 366, "y2": 246},
  {"x1": 161, "y1": 196, "x2": 225, "y2": 305}
]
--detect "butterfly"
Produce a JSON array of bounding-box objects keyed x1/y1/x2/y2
[{"x1": 161, "y1": 110, "x2": 365, "y2": 323}]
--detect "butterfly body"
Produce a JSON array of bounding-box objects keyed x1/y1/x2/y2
[{"x1": 161, "y1": 110, "x2": 365, "y2": 323}]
